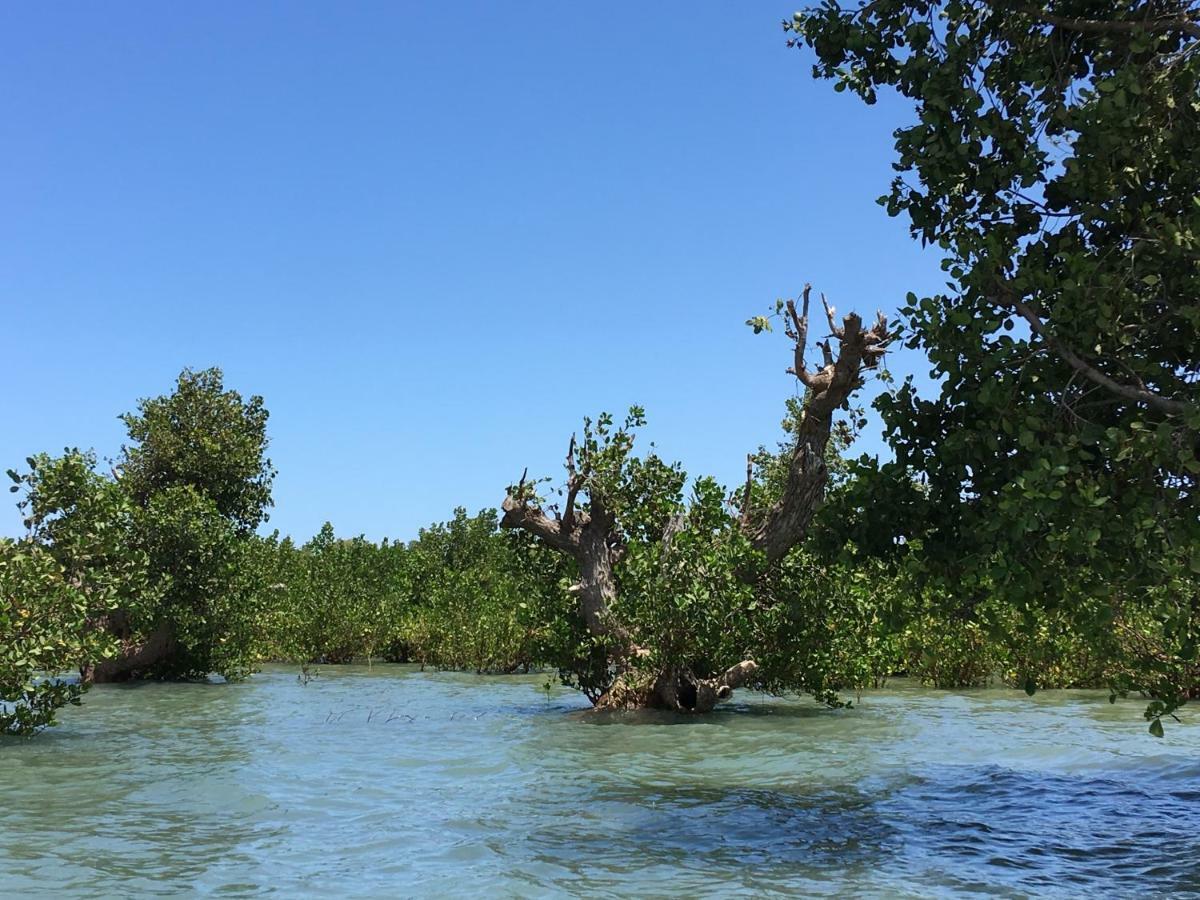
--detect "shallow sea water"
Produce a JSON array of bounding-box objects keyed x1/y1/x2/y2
[{"x1": 1, "y1": 665, "x2": 1198, "y2": 897}]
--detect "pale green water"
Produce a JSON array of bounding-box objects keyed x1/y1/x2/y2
[{"x1": 2, "y1": 666, "x2": 1198, "y2": 898}]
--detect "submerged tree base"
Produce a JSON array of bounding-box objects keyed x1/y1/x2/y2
[{"x1": 593, "y1": 660, "x2": 759, "y2": 713}]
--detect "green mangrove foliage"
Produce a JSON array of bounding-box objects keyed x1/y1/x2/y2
[
  {"x1": 0, "y1": 368, "x2": 273, "y2": 732},
  {"x1": 0, "y1": 361, "x2": 1175, "y2": 735},
  {"x1": 251, "y1": 509, "x2": 570, "y2": 673},
  {"x1": 0, "y1": 541, "x2": 104, "y2": 735},
  {"x1": 2, "y1": 451, "x2": 158, "y2": 733},
  {"x1": 259, "y1": 525, "x2": 407, "y2": 665},
  {"x1": 109, "y1": 366, "x2": 276, "y2": 681},
  {"x1": 395, "y1": 510, "x2": 569, "y2": 673},
  {"x1": 787, "y1": 0, "x2": 1200, "y2": 731}
]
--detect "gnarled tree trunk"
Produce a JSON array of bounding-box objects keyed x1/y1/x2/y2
[
  {"x1": 80, "y1": 610, "x2": 176, "y2": 684},
  {"x1": 501, "y1": 285, "x2": 888, "y2": 711},
  {"x1": 746, "y1": 289, "x2": 888, "y2": 564}
]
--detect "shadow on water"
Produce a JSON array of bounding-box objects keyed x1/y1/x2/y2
[
  {"x1": 571, "y1": 701, "x2": 839, "y2": 728},
  {"x1": 517, "y1": 764, "x2": 1200, "y2": 897},
  {"x1": 510, "y1": 685, "x2": 1200, "y2": 897},
  {"x1": 524, "y1": 781, "x2": 897, "y2": 862}
]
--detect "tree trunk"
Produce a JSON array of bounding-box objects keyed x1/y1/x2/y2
[
  {"x1": 745, "y1": 291, "x2": 888, "y2": 565},
  {"x1": 595, "y1": 660, "x2": 760, "y2": 713},
  {"x1": 80, "y1": 609, "x2": 176, "y2": 683},
  {"x1": 576, "y1": 506, "x2": 621, "y2": 639},
  {"x1": 500, "y1": 285, "x2": 888, "y2": 712}
]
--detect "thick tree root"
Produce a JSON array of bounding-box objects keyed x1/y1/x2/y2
[
  {"x1": 82, "y1": 624, "x2": 176, "y2": 683},
  {"x1": 595, "y1": 660, "x2": 759, "y2": 712}
]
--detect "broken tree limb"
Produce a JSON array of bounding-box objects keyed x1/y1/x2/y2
[{"x1": 744, "y1": 288, "x2": 890, "y2": 565}]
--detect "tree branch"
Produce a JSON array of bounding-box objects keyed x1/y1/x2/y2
[
  {"x1": 819, "y1": 339, "x2": 835, "y2": 368},
  {"x1": 562, "y1": 433, "x2": 580, "y2": 532},
  {"x1": 785, "y1": 284, "x2": 815, "y2": 387},
  {"x1": 716, "y1": 659, "x2": 759, "y2": 691},
  {"x1": 662, "y1": 511, "x2": 687, "y2": 550},
  {"x1": 739, "y1": 453, "x2": 754, "y2": 527},
  {"x1": 746, "y1": 287, "x2": 890, "y2": 565},
  {"x1": 501, "y1": 466, "x2": 581, "y2": 553},
  {"x1": 820, "y1": 292, "x2": 844, "y2": 338},
  {"x1": 701, "y1": 659, "x2": 760, "y2": 702},
  {"x1": 1038, "y1": 10, "x2": 1200, "y2": 40},
  {"x1": 1008, "y1": 298, "x2": 1191, "y2": 416},
  {"x1": 500, "y1": 494, "x2": 578, "y2": 553}
]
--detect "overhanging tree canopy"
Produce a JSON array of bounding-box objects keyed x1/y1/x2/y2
[{"x1": 788, "y1": 0, "x2": 1200, "y2": 728}]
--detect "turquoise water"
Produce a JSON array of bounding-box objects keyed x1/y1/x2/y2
[{"x1": 1, "y1": 665, "x2": 1198, "y2": 897}]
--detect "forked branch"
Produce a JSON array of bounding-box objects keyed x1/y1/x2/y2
[
  {"x1": 744, "y1": 285, "x2": 890, "y2": 565},
  {"x1": 785, "y1": 284, "x2": 814, "y2": 387}
]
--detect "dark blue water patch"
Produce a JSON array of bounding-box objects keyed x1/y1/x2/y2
[
  {"x1": 520, "y1": 787, "x2": 902, "y2": 883},
  {"x1": 878, "y1": 763, "x2": 1200, "y2": 896},
  {"x1": 515, "y1": 764, "x2": 1200, "y2": 897}
]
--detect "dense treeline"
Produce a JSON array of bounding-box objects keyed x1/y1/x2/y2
[
  {"x1": 0, "y1": 370, "x2": 572, "y2": 734},
  {"x1": 251, "y1": 510, "x2": 570, "y2": 673},
  {"x1": 0, "y1": 366, "x2": 1169, "y2": 735}
]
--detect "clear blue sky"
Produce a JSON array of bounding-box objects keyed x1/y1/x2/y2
[{"x1": 1, "y1": 3, "x2": 943, "y2": 542}]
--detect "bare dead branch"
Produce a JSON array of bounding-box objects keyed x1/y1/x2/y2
[
  {"x1": 717, "y1": 659, "x2": 759, "y2": 691},
  {"x1": 820, "y1": 292, "x2": 843, "y2": 339},
  {"x1": 819, "y1": 339, "x2": 835, "y2": 369},
  {"x1": 662, "y1": 512, "x2": 687, "y2": 550},
  {"x1": 501, "y1": 439, "x2": 626, "y2": 654},
  {"x1": 500, "y1": 493, "x2": 577, "y2": 553},
  {"x1": 562, "y1": 433, "x2": 580, "y2": 532},
  {"x1": 746, "y1": 287, "x2": 891, "y2": 565},
  {"x1": 739, "y1": 453, "x2": 754, "y2": 527},
  {"x1": 700, "y1": 660, "x2": 761, "y2": 703},
  {"x1": 785, "y1": 284, "x2": 815, "y2": 387}
]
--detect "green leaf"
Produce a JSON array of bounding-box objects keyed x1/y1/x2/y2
[{"x1": 745, "y1": 315, "x2": 773, "y2": 335}]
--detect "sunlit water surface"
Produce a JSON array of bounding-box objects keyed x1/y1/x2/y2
[{"x1": 1, "y1": 665, "x2": 1198, "y2": 897}]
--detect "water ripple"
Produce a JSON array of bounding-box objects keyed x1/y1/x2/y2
[{"x1": 1, "y1": 666, "x2": 1198, "y2": 898}]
